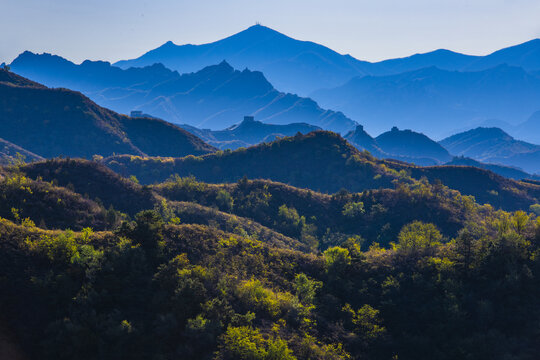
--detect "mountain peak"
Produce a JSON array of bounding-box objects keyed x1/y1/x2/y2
[
  {"x1": 243, "y1": 24, "x2": 283, "y2": 35},
  {"x1": 161, "y1": 40, "x2": 176, "y2": 47},
  {"x1": 218, "y1": 59, "x2": 233, "y2": 68},
  {"x1": 217, "y1": 24, "x2": 292, "y2": 44},
  {"x1": 443, "y1": 127, "x2": 514, "y2": 143},
  {"x1": 11, "y1": 51, "x2": 73, "y2": 68}
]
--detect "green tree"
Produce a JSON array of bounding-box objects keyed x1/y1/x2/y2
[
  {"x1": 324, "y1": 246, "x2": 351, "y2": 272},
  {"x1": 277, "y1": 205, "x2": 304, "y2": 236},
  {"x1": 293, "y1": 273, "x2": 322, "y2": 306},
  {"x1": 266, "y1": 338, "x2": 296, "y2": 360},
  {"x1": 395, "y1": 221, "x2": 442, "y2": 253},
  {"x1": 216, "y1": 189, "x2": 234, "y2": 212},
  {"x1": 512, "y1": 210, "x2": 530, "y2": 235},
  {"x1": 129, "y1": 210, "x2": 164, "y2": 253},
  {"x1": 342, "y1": 201, "x2": 365, "y2": 218},
  {"x1": 218, "y1": 326, "x2": 267, "y2": 359}
]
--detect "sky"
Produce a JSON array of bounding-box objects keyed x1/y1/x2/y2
[{"x1": 2, "y1": 0, "x2": 540, "y2": 64}]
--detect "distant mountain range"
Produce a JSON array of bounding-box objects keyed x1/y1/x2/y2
[
  {"x1": 10, "y1": 52, "x2": 357, "y2": 133},
  {"x1": 180, "y1": 116, "x2": 321, "y2": 150},
  {"x1": 311, "y1": 65, "x2": 540, "y2": 137},
  {"x1": 343, "y1": 125, "x2": 384, "y2": 156},
  {"x1": 373, "y1": 39, "x2": 540, "y2": 74},
  {"x1": 0, "y1": 69, "x2": 215, "y2": 159},
  {"x1": 110, "y1": 25, "x2": 540, "y2": 138},
  {"x1": 114, "y1": 25, "x2": 373, "y2": 96},
  {"x1": 4, "y1": 67, "x2": 539, "y2": 181},
  {"x1": 512, "y1": 111, "x2": 540, "y2": 144},
  {"x1": 114, "y1": 25, "x2": 540, "y2": 96},
  {"x1": 10, "y1": 26, "x2": 540, "y2": 138},
  {"x1": 343, "y1": 124, "x2": 539, "y2": 178},
  {"x1": 375, "y1": 127, "x2": 452, "y2": 165},
  {"x1": 440, "y1": 127, "x2": 540, "y2": 174}
]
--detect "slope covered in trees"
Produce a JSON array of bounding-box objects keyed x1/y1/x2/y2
[
  {"x1": 1, "y1": 155, "x2": 540, "y2": 359},
  {"x1": 153, "y1": 176, "x2": 489, "y2": 249},
  {"x1": 104, "y1": 131, "x2": 401, "y2": 191},
  {"x1": 0, "y1": 69, "x2": 215, "y2": 159},
  {"x1": 103, "y1": 131, "x2": 540, "y2": 212}
]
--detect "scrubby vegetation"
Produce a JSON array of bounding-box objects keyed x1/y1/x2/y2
[
  {"x1": 153, "y1": 175, "x2": 487, "y2": 249},
  {"x1": 103, "y1": 131, "x2": 540, "y2": 212},
  {"x1": 2, "y1": 157, "x2": 540, "y2": 359}
]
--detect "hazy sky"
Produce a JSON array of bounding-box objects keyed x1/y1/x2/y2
[{"x1": 2, "y1": 0, "x2": 540, "y2": 64}]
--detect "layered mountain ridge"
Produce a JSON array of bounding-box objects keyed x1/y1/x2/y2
[
  {"x1": 180, "y1": 116, "x2": 322, "y2": 149},
  {"x1": 0, "y1": 69, "x2": 215, "y2": 159},
  {"x1": 10, "y1": 53, "x2": 358, "y2": 133},
  {"x1": 114, "y1": 25, "x2": 540, "y2": 96},
  {"x1": 312, "y1": 65, "x2": 540, "y2": 137},
  {"x1": 441, "y1": 127, "x2": 540, "y2": 174}
]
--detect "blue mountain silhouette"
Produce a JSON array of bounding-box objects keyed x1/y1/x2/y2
[
  {"x1": 311, "y1": 65, "x2": 540, "y2": 137},
  {"x1": 11, "y1": 52, "x2": 357, "y2": 133},
  {"x1": 440, "y1": 127, "x2": 540, "y2": 174},
  {"x1": 114, "y1": 25, "x2": 374, "y2": 95},
  {"x1": 114, "y1": 25, "x2": 540, "y2": 96}
]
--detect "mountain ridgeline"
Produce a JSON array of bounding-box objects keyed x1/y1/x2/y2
[
  {"x1": 312, "y1": 65, "x2": 540, "y2": 137},
  {"x1": 344, "y1": 125, "x2": 451, "y2": 165},
  {"x1": 114, "y1": 25, "x2": 540, "y2": 96},
  {"x1": 0, "y1": 69, "x2": 215, "y2": 159},
  {"x1": 0, "y1": 137, "x2": 43, "y2": 165},
  {"x1": 10, "y1": 53, "x2": 357, "y2": 133},
  {"x1": 441, "y1": 127, "x2": 540, "y2": 174},
  {"x1": 12, "y1": 26, "x2": 540, "y2": 140},
  {"x1": 180, "y1": 116, "x2": 322, "y2": 149},
  {"x1": 103, "y1": 131, "x2": 540, "y2": 212}
]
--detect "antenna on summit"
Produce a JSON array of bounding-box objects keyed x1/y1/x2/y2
[{"x1": 255, "y1": 21, "x2": 261, "y2": 26}]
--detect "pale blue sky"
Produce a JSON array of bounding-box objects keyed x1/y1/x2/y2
[{"x1": 2, "y1": 0, "x2": 540, "y2": 64}]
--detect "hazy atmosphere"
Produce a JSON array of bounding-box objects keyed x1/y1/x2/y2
[
  {"x1": 2, "y1": 0, "x2": 540, "y2": 63},
  {"x1": 3, "y1": 1, "x2": 540, "y2": 359}
]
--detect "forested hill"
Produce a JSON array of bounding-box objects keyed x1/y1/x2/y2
[
  {"x1": 2, "y1": 155, "x2": 540, "y2": 359},
  {"x1": 0, "y1": 69, "x2": 216, "y2": 159},
  {"x1": 104, "y1": 131, "x2": 401, "y2": 192},
  {"x1": 102, "y1": 131, "x2": 540, "y2": 212}
]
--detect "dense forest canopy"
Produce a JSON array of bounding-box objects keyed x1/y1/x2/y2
[{"x1": 1, "y1": 157, "x2": 540, "y2": 359}]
